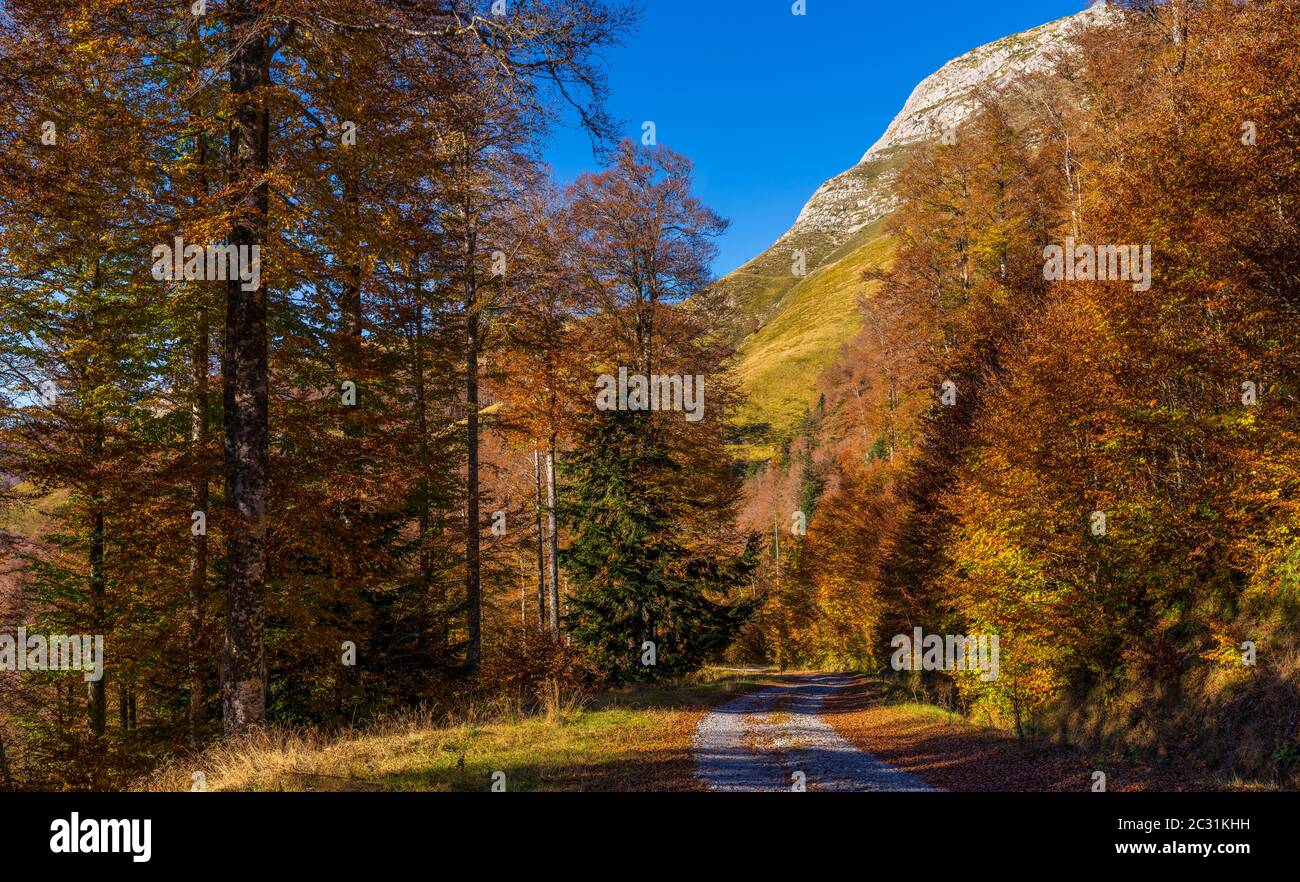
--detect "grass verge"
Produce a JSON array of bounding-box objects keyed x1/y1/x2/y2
[
  {"x1": 138, "y1": 669, "x2": 769, "y2": 793},
  {"x1": 822, "y1": 676, "x2": 1240, "y2": 792}
]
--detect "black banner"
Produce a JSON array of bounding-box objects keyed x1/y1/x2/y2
[{"x1": 5, "y1": 791, "x2": 1283, "y2": 869}]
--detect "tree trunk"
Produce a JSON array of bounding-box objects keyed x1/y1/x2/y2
[
  {"x1": 464, "y1": 232, "x2": 481, "y2": 669},
  {"x1": 117, "y1": 682, "x2": 136, "y2": 736},
  {"x1": 518, "y1": 555, "x2": 526, "y2": 625},
  {"x1": 533, "y1": 449, "x2": 547, "y2": 630},
  {"x1": 186, "y1": 18, "x2": 211, "y2": 750},
  {"x1": 412, "y1": 265, "x2": 443, "y2": 654},
  {"x1": 412, "y1": 277, "x2": 446, "y2": 655},
  {"x1": 187, "y1": 296, "x2": 209, "y2": 748},
  {"x1": 635, "y1": 287, "x2": 655, "y2": 379},
  {"x1": 340, "y1": 88, "x2": 363, "y2": 342},
  {"x1": 887, "y1": 377, "x2": 897, "y2": 462},
  {"x1": 546, "y1": 442, "x2": 560, "y2": 636},
  {"x1": 87, "y1": 504, "x2": 106, "y2": 736},
  {"x1": 221, "y1": 0, "x2": 270, "y2": 734},
  {"x1": 85, "y1": 258, "x2": 106, "y2": 738}
]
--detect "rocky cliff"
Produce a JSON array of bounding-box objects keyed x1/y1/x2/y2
[{"x1": 720, "y1": 5, "x2": 1117, "y2": 457}]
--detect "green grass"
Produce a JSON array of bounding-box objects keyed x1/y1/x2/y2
[
  {"x1": 730, "y1": 226, "x2": 893, "y2": 459},
  {"x1": 711, "y1": 151, "x2": 902, "y2": 461},
  {"x1": 0, "y1": 483, "x2": 66, "y2": 538},
  {"x1": 887, "y1": 701, "x2": 968, "y2": 725}
]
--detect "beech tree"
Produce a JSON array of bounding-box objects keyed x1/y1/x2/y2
[
  {"x1": 755, "y1": 1, "x2": 1300, "y2": 769},
  {"x1": 569, "y1": 141, "x2": 728, "y2": 378},
  {"x1": 0, "y1": 0, "x2": 637, "y2": 782}
]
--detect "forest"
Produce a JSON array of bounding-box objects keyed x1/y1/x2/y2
[
  {"x1": 2, "y1": 0, "x2": 1299, "y2": 792},
  {"x1": 0, "y1": 0, "x2": 758, "y2": 789},
  {"x1": 743, "y1": 0, "x2": 1300, "y2": 782}
]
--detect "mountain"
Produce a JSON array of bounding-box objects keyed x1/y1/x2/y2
[{"x1": 718, "y1": 5, "x2": 1117, "y2": 459}]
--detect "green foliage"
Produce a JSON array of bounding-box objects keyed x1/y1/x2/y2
[{"x1": 561, "y1": 411, "x2": 758, "y2": 684}]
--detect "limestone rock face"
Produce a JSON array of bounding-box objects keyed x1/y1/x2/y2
[
  {"x1": 777, "y1": 5, "x2": 1117, "y2": 248},
  {"x1": 860, "y1": 4, "x2": 1116, "y2": 164}
]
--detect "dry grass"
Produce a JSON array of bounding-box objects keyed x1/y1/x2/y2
[{"x1": 137, "y1": 671, "x2": 765, "y2": 793}]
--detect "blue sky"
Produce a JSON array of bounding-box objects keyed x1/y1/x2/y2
[{"x1": 543, "y1": 0, "x2": 1088, "y2": 276}]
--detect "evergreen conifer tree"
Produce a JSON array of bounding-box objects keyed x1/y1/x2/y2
[{"x1": 561, "y1": 411, "x2": 757, "y2": 683}]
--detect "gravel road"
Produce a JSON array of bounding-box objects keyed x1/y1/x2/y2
[{"x1": 693, "y1": 673, "x2": 940, "y2": 792}]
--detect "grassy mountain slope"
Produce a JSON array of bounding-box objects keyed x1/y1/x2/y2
[
  {"x1": 731, "y1": 222, "x2": 891, "y2": 460},
  {"x1": 718, "y1": 8, "x2": 1111, "y2": 460}
]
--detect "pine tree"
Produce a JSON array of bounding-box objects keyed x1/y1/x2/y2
[{"x1": 561, "y1": 410, "x2": 756, "y2": 683}]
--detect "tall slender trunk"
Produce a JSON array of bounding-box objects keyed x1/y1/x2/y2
[
  {"x1": 340, "y1": 84, "x2": 363, "y2": 341},
  {"x1": 187, "y1": 296, "x2": 209, "y2": 747},
  {"x1": 887, "y1": 376, "x2": 897, "y2": 462},
  {"x1": 636, "y1": 283, "x2": 655, "y2": 379},
  {"x1": 117, "y1": 682, "x2": 134, "y2": 735},
  {"x1": 87, "y1": 259, "x2": 106, "y2": 737},
  {"x1": 339, "y1": 131, "x2": 363, "y2": 421},
  {"x1": 221, "y1": 0, "x2": 270, "y2": 733},
  {"x1": 464, "y1": 229, "x2": 481, "y2": 668},
  {"x1": 334, "y1": 135, "x2": 363, "y2": 709},
  {"x1": 412, "y1": 266, "x2": 442, "y2": 652},
  {"x1": 546, "y1": 442, "x2": 560, "y2": 636},
  {"x1": 187, "y1": 113, "x2": 211, "y2": 748},
  {"x1": 518, "y1": 555, "x2": 526, "y2": 625},
  {"x1": 87, "y1": 504, "x2": 106, "y2": 736},
  {"x1": 342, "y1": 219, "x2": 362, "y2": 337},
  {"x1": 85, "y1": 494, "x2": 106, "y2": 738},
  {"x1": 533, "y1": 449, "x2": 546, "y2": 630}
]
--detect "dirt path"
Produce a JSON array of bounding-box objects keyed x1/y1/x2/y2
[{"x1": 692, "y1": 673, "x2": 939, "y2": 792}]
